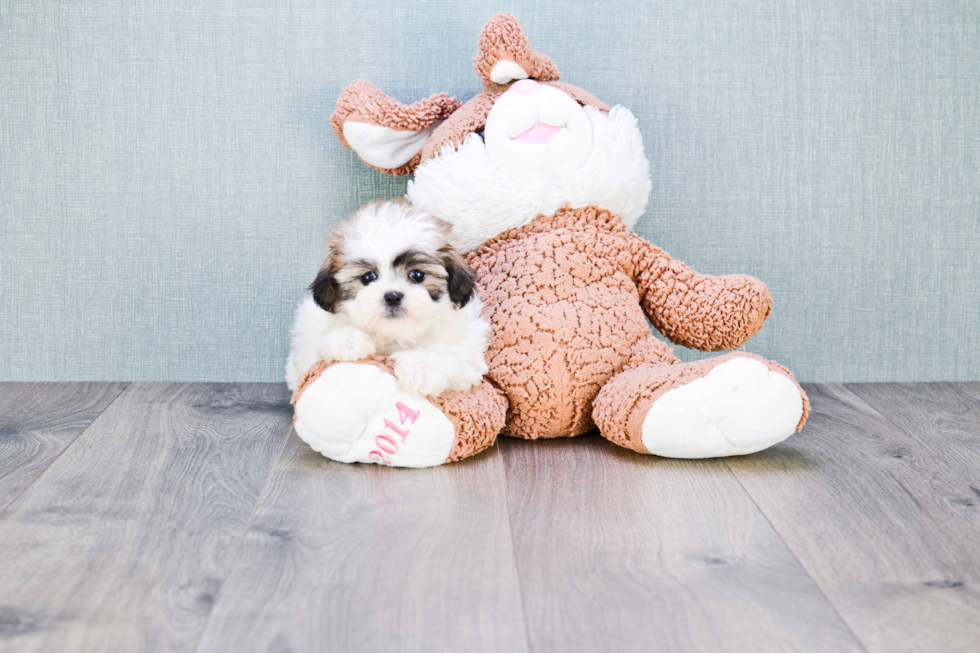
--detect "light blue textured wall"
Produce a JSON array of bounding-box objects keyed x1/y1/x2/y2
[{"x1": 1, "y1": 0, "x2": 978, "y2": 382}]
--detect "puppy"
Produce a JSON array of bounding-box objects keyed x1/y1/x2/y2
[{"x1": 285, "y1": 199, "x2": 490, "y2": 398}]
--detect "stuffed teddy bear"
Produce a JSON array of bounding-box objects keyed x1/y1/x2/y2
[{"x1": 290, "y1": 12, "x2": 809, "y2": 467}]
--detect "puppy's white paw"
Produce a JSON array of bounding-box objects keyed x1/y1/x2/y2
[
  {"x1": 321, "y1": 326, "x2": 376, "y2": 362},
  {"x1": 392, "y1": 351, "x2": 451, "y2": 397}
]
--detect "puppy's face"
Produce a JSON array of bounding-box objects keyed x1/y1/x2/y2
[{"x1": 310, "y1": 200, "x2": 476, "y2": 345}]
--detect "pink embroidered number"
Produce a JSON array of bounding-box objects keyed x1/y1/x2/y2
[
  {"x1": 375, "y1": 434, "x2": 398, "y2": 454},
  {"x1": 383, "y1": 419, "x2": 408, "y2": 441},
  {"x1": 397, "y1": 402, "x2": 420, "y2": 425},
  {"x1": 369, "y1": 402, "x2": 421, "y2": 465}
]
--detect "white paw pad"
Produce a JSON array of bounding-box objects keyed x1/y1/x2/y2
[
  {"x1": 641, "y1": 357, "x2": 804, "y2": 458},
  {"x1": 293, "y1": 363, "x2": 456, "y2": 468}
]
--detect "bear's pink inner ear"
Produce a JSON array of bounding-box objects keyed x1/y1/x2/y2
[
  {"x1": 473, "y1": 12, "x2": 560, "y2": 87},
  {"x1": 331, "y1": 79, "x2": 461, "y2": 175}
]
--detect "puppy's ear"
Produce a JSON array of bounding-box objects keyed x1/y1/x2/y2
[
  {"x1": 441, "y1": 247, "x2": 477, "y2": 308},
  {"x1": 309, "y1": 257, "x2": 342, "y2": 313}
]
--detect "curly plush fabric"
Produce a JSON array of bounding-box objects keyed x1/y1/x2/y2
[
  {"x1": 544, "y1": 81, "x2": 610, "y2": 112},
  {"x1": 469, "y1": 207, "x2": 647, "y2": 438},
  {"x1": 472, "y1": 12, "x2": 560, "y2": 87},
  {"x1": 419, "y1": 87, "x2": 505, "y2": 164},
  {"x1": 437, "y1": 381, "x2": 508, "y2": 462},
  {"x1": 467, "y1": 205, "x2": 798, "y2": 441},
  {"x1": 291, "y1": 356, "x2": 507, "y2": 464},
  {"x1": 593, "y1": 351, "x2": 810, "y2": 453},
  {"x1": 330, "y1": 79, "x2": 461, "y2": 175},
  {"x1": 627, "y1": 233, "x2": 773, "y2": 351}
]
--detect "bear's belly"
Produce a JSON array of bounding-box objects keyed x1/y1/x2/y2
[
  {"x1": 467, "y1": 206, "x2": 654, "y2": 440},
  {"x1": 478, "y1": 266, "x2": 651, "y2": 440}
]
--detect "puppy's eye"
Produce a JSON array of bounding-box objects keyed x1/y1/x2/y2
[
  {"x1": 359, "y1": 271, "x2": 377, "y2": 285},
  {"x1": 408, "y1": 270, "x2": 425, "y2": 283}
]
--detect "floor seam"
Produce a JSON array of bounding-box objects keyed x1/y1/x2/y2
[
  {"x1": 497, "y1": 439, "x2": 536, "y2": 653},
  {"x1": 191, "y1": 418, "x2": 293, "y2": 653},
  {"x1": 0, "y1": 381, "x2": 132, "y2": 517},
  {"x1": 722, "y1": 451, "x2": 869, "y2": 653}
]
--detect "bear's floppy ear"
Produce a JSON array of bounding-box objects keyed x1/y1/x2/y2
[
  {"x1": 473, "y1": 13, "x2": 560, "y2": 86},
  {"x1": 331, "y1": 80, "x2": 461, "y2": 176}
]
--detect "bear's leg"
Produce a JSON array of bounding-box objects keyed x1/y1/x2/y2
[
  {"x1": 593, "y1": 338, "x2": 809, "y2": 458},
  {"x1": 292, "y1": 359, "x2": 507, "y2": 468}
]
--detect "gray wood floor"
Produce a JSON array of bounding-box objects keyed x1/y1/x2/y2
[{"x1": 1, "y1": 382, "x2": 978, "y2": 652}]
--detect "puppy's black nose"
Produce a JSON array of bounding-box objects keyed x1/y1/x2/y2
[{"x1": 384, "y1": 291, "x2": 403, "y2": 307}]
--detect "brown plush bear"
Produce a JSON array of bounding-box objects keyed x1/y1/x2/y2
[{"x1": 290, "y1": 13, "x2": 808, "y2": 467}]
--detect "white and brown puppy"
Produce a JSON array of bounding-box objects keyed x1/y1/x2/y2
[{"x1": 285, "y1": 199, "x2": 489, "y2": 398}]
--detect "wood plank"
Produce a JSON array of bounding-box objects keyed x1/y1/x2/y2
[
  {"x1": 197, "y1": 433, "x2": 529, "y2": 653},
  {"x1": 0, "y1": 382, "x2": 128, "y2": 509},
  {"x1": 950, "y1": 382, "x2": 980, "y2": 404},
  {"x1": 727, "y1": 383, "x2": 980, "y2": 653},
  {"x1": 0, "y1": 383, "x2": 291, "y2": 652},
  {"x1": 847, "y1": 382, "x2": 980, "y2": 472},
  {"x1": 500, "y1": 434, "x2": 861, "y2": 653}
]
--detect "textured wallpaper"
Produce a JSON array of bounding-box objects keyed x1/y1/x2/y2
[{"x1": 1, "y1": 0, "x2": 978, "y2": 382}]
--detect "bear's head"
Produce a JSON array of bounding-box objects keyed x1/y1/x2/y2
[{"x1": 331, "y1": 12, "x2": 651, "y2": 252}]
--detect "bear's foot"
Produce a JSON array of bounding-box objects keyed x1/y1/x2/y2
[
  {"x1": 594, "y1": 353, "x2": 809, "y2": 458},
  {"x1": 292, "y1": 360, "x2": 507, "y2": 467}
]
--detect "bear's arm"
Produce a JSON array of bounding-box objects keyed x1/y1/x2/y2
[{"x1": 627, "y1": 233, "x2": 772, "y2": 352}]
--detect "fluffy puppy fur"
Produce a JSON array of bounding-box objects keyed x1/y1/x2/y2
[{"x1": 285, "y1": 199, "x2": 490, "y2": 397}]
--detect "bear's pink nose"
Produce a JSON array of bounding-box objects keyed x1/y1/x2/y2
[{"x1": 509, "y1": 79, "x2": 542, "y2": 95}]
